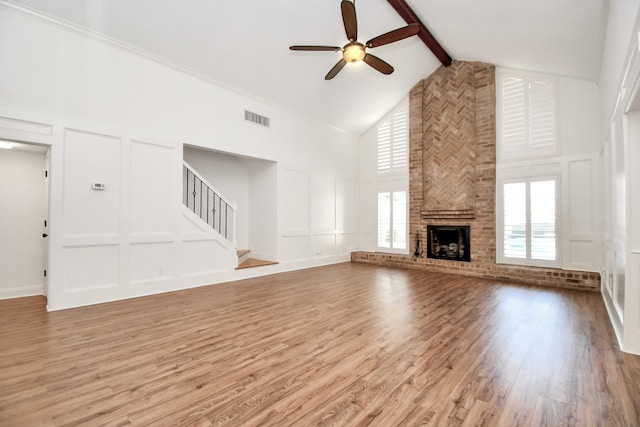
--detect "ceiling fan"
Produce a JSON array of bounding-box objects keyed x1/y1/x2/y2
[{"x1": 289, "y1": 0, "x2": 420, "y2": 80}]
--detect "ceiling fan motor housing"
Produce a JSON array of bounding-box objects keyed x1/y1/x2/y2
[{"x1": 343, "y1": 42, "x2": 366, "y2": 62}]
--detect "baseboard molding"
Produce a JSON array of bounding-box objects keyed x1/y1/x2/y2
[
  {"x1": 46, "y1": 255, "x2": 351, "y2": 311},
  {"x1": 0, "y1": 285, "x2": 43, "y2": 300}
]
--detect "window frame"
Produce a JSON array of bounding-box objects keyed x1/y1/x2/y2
[
  {"x1": 497, "y1": 174, "x2": 561, "y2": 268},
  {"x1": 372, "y1": 98, "x2": 409, "y2": 255},
  {"x1": 376, "y1": 188, "x2": 409, "y2": 254}
]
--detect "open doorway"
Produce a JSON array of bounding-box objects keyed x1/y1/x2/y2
[{"x1": 0, "y1": 140, "x2": 49, "y2": 299}]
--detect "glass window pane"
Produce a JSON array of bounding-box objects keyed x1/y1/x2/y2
[
  {"x1": 531, "y1": 180, "x2": 556, "y2": 260},
  {"x1": 377, "y1": 192, "x2": 391, "y2": 248},
  {"x1": 392, "y1": 191, "x2": 407, "y2": 249},
  {"x1": 503, "y1": 182, "x2": 526, "y2": 258}
]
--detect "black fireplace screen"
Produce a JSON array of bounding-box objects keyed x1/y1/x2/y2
[{"x1": 427, "y1": 225, "x2": 471, "y2": 262}]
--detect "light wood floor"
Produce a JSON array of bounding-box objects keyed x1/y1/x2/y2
[{"x1": 1, "y1": 263, "x2": 639, "y2": 426}]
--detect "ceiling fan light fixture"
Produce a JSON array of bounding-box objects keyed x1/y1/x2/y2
[
  {"x1": 290, "y1": 0, "x2": 423, "y2": 79},
  {"x1": 343, "y1": 42, "x2": 365, "y2": 63}
]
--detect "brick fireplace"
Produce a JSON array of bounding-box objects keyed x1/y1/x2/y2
[
  {"x1": 352, "y1": 61, "x2": 599, "y2": 292},
  {"x1": 427, "y1": 225, "x2": 471, "y2": 262}
]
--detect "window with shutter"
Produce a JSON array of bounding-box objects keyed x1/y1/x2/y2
[
  {"x1": 375, "y1": 99, "x2": 409, "y2": 254},
  {"x1": 377, "y1": 121, "x2": 391, "y2": 172},
  {"x1": 498, "y1": 71, "x2": 558, "y2": 160},
  {"x1": 377, "y1": 106, "x2": 408, "y2": 174},
  {"x1": 498, "y1": 177, "x2": 559, "y2": 267},
  {"x1": 391, "y1": 109, "x2": 408, "y2": 170}
]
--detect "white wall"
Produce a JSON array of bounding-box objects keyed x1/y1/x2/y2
[
  {"x1": 496, "y1": 69, "x2": 602, "y2": 272},
  {"x1": 598, "y1": 0, "x2": 640, "y2": 354},
  {"x1": 0, "y1": 148, "x2": 46, "y2": 299},
  {"x1": 559, "y1": 78, "x2": 602, "y2": 155},
  {"x1": 244, "y1": 158, "x2": 277, "y2": 261},
  {"x1": 0, "y1": 5, "x2": 358, "y2": 310},
  {"x1": 278, "y1": 168, "x2": 359, "y2": 263},
  {"x1": 599, "y1": 0, "x2": 640, "y2": 134}
]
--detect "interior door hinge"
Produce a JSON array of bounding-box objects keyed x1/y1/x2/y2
[
  {"x1": 44, "y1": 270, "x2": 47, "y2": 277},
  {"x1": 45, "y1": 170, "x2": 48, "y2": 178}
]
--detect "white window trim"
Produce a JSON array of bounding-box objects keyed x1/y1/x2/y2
[{"x1": 497, "y1": 173, "x2": 561, "y2": 268}]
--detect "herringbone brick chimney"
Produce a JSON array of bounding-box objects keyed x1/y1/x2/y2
[{"x1": 411, "y1": 61, "x2": 496, "y2": 263}]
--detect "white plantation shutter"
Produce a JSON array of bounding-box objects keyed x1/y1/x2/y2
[
  {"x1": 391, "y1": 109, "x2": 408, "y2": 170},
  {"x1": 501, "y1": 78, "x2": 527, "y2": 159},
  {"x1": 377, "y1": 106, "x2": 408, "y2": 173},
  {"x1": 528, "y1": 80, "x2": 557, "y2": 155},
  {"x1": 377, "y1": 121, "x2": 391, "y2": 172},
  {"x1": 499, "y1": 72, "x2": 557, "y2": 160}
]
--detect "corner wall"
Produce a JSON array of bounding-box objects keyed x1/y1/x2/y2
[
  {"x1": 353, "y1": 61, "x2": 600, "y2": 292},
  {"x1": 598, "y1": 0, "x2": 640, "y2": 354}
]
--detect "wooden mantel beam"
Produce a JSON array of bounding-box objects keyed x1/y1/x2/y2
[{"x1": 386, "y1": 0, "x2": 452, "y2": 66}]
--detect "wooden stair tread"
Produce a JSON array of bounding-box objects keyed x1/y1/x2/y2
[
  {"x1": 236, "y1": 249, "x2": 250, "y2": 257},
  {"x1": 236, "y1": 258, "x2": 278, "y2": 270}
]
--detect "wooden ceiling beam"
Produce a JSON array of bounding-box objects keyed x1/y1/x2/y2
[{"x1": 386, "y1": 0, "x2": 452, "y2": 67}]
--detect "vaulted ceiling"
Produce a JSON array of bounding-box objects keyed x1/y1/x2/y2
[{"x1": 5, "y1": 0, "x2": 608, "y2": 134}]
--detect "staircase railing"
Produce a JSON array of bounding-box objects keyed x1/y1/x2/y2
[{"x1": 183, "y1": 161, "x2": 237, "y2": 248}]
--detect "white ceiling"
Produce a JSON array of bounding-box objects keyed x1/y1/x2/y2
[{"x1": 6, "y1": 0, "x2": 608, "y2": 135}]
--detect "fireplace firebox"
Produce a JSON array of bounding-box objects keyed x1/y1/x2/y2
[{"x1": 427, "y1": 225, "x2": 471, "y2": 262}]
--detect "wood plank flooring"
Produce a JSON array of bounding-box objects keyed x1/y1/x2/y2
[{"x1": 1, "y1": 262, "x2": 639, "y2": 426}]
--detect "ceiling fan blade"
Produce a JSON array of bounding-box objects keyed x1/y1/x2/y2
[
  {"x1": 290, "y1": 45, "x2": 341, "y2": 52},
  {"x1": 325, "y1": 59, "x2": 347, "y2": 80},
  {"x1": 341, "y1": 0, "x2": 357, "y2": 41},
  {"x1": 366, "y1": 24, "x2": 420, "y2": 48},
  {"x1": 363, "y1": 54, "x2": 394, "y2": 75}
]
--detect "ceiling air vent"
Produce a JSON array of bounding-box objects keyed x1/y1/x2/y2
[{"x1": 244, "y1": 110, "x2": 270, "y2": 128}]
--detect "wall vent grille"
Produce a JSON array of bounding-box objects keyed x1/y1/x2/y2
[{"x1": 244, "y1": 110, "x2": 270, "y2": 128}]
